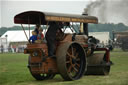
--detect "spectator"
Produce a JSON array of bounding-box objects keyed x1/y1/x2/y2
[
  {"x1": 37, "y1": 28, "x2": 44, "y2": 40},
  {"x1": 29, "y1": 31, "x2": 37, "y2": 43},
  {"x1": 1, "y1": 45, "x2": 3, "y2": 53}
]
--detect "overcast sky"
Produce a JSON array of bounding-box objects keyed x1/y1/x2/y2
[
  {"x1": 0, "y1": 0, "x2": 93, "y2": 28},
  {"x1": 1, "y1": 0, "x2": 126, "y2": 28}
]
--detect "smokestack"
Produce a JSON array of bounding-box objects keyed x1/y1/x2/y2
[
  {"x1": 83, "y1": 8, "x2": 88, "y2": 15},
  {"x1": 81, "y1": 12, "x2": 88, "y2": 36}
]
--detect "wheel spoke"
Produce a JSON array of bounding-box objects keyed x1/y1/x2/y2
[
  {"x1": 75, "y1": 53, "x2": 79, "y2": 58},
  {"x1": 72, "y1": 47, "x2": 77, "y2": 58},
  {"x1": 76, "y1": 63, "x2": 80, "y2": 67},
  {"x1": 69, "y1": 47, "x2": 79, "y2": 59},
  {"x1": 67, "y1": 52, "x2": 72, "y2": 57},
  {"x1": 68, "y1": 65, "x2": 72, "y2": 72},
  {"x1": 67, "y1": 52, "x2": 75, "y2": 59},
  {"x1": 72, "y1": 64, "x2": 78, "y2": 72}
]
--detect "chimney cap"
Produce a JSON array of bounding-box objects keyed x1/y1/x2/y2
[{"x1": 82, "y1": 12, "x2": 88, "y2": 15}]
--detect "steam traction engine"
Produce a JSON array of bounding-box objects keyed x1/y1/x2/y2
[{"x1": 14, "y1": 11, "x2": 112, "y2": 81}]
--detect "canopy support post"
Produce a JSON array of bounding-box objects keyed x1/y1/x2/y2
[
  {"x1": 69, "y1": 22, "x2": 74, "y2": 33},
  {"x1": 44, "y1": 22, "x2": 49, "y2": 35},
  {"x1": 28, "y1": 16, "x2": 30, "y2": 38},
  {"x1": 21, "y1": 24, "x2": 29, "y2": 42}
]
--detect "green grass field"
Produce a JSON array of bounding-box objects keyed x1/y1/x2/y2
[{"x1": 0, "y1": 49, "x2": 128, "y2": 85}]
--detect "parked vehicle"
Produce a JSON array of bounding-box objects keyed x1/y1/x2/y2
[{"x1": 113, "y1": 31, "x2": 128, "y2": 51}]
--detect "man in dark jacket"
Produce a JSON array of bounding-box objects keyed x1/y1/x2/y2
[{"x1": 45, "y1": 22, "x2": 60, "y2": 57}]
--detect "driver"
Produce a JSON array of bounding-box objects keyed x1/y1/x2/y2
[{"x1": 45, "y1": 22, "x2": 60, "y2": 57}]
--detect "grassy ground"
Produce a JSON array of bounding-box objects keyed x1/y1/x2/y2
[{"x1": 0, "y1": 49, "x2": 128, "y2": 85}]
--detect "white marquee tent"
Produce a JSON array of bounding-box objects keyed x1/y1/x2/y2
[
  {"x1": 89, "y1": 32, "x2": 110, "y2": 45},
  {"x1": 1, "y1": 30, "x2": 33, "y2": 43},
  {"x1": 0, "y1": 30, "x2": 33, "y2": 52}
]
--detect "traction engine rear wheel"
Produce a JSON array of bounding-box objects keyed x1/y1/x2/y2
[
  {"x1": 56, "y1": 42, "x2": 86, "y2": 81},
  {"x1": 28, "y1": 56, "x2": 55, "y2": 80}
]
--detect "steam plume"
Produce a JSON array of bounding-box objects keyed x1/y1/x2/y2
[{"x1": 84, "y1": 0, "x2": 128, "y2": 26}]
